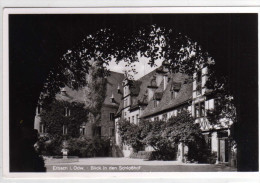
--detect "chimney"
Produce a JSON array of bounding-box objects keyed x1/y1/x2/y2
[{"x1": 163, "y1": 75, "x2": 168, "y2": 90}]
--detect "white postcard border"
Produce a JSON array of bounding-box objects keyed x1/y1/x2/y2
[{"x1": 2, "y1": 7, "x2": 260, "y2": 181}]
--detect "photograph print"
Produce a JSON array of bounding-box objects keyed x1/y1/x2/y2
[{"x1": 5, "y1": 10, "x2": 258, "y2": 173}]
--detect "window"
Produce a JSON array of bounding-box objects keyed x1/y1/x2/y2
[
  {"x1": 196, "y1": 71, "x2": 202, "y2": 95},
  {"x1": 162, "y1": 113, "x2": 167, "y2": 121},
  {"x1": 195, "y1": 102, "x2": 205, "y2": 118},
  {"x1": 63, "y1": 125, "x2": 68, "y2": 135},
  {"x1": 171, "y1": 91, "x2": 178, "y2": 100},
  {"x1": 196, "y1": 84, "x2": 202, "y2": 95},
  {"x1": 128, "y1": 117, "x2": 130, "y2": 122},
  {"x1": 196, "y1": 71, "x2": 202, "y2": 82},
  {"x1": 37, "y1": 106, "x2": 41, "y2": 115},
  {"x1": 201, "y1": 102, "x2": 205, "y2": 117},
  {"x1": 39, "y1": 123, "x2": 45, "y2": 133},
  {"x1": 109, "y1": 128, "x2": 115, "y2": 137},
  {"x1": 171, "y1": 91, "x2": 175, "y2": 100},
  {"x1": 132, "y1": 116, "x2": 135, "y2": 123},
  {"x1": 65, "y1": 107, "x2": 70, "y2": 117},
  {"x1": 80, "y1": 127, "x2": 85, "y2": 135},
  {"x1": 204, "y1": 134, "x2": 212, "y2": 148},
  {"x1": 95, "y1": 126, "x2": 101, "y2": 137},
  {"x1": 110, "y1": 98, "x2": 115, "y2": 103},
  {"x1": 154, "y1": 116, "x2": 159, "y2": 121},
  {"x1": 136, "y1": 114, "x2": 139, "y2": 124},
  {"x1": 154, "y1": 100, "x2": 158, "y2": 107},
  {"x1": 110, "y1": 113, "x2": 115, "y2": 121},
  {"x1": 124, "y1": 86, "x2": 128, "y2": 96},
  {"x1": 124, "y1": 99, "x2": 127, "y2": 107}
]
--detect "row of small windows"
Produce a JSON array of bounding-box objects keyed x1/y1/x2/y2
[
  {"x1": 39, "y1": 124, "x2": 68, "y2": 135},
  {"x1": 37, "y1": 106, "x2": 72, "y2": 117},
  {"x1": 152, "y1": 101, "x2": 208, "y2": 121},
  {"x1": 125, "y1": 114, "x2": 139, "y2": 124},
  {"x1": 154, "y1": 91, "x2": 178, "y2": 108},
  {"x1": 39, "y1": 124, "x2": 115, "y2": 137},
  {"x1": 153, "y1": 106, "x2": 188, "y2": 121}
]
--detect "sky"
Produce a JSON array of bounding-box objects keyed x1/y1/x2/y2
[{"x1": 107, "y1": 56, "x2": 163, "y2": 80}]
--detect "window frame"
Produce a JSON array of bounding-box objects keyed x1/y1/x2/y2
[
  {"x1": 194, "y1": 102, "x2": 205, "y2": 118},
  {"x1": 110, "y1": 113, "x2": 115, "y2": 121}
]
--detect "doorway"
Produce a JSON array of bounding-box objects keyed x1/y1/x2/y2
[{"x1": 219, "y1": 138, "x2": 229, "y2": 162}]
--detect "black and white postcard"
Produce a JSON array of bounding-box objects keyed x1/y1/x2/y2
[{"x1": 2, "y1": 7, "x2": 259, "y2": 181}]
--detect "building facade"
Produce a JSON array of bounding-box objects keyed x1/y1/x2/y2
[
  {"x1": 115, "y1": 62, "x2": 234, "y2": 163},
  {"x1": 34, "y1": 71, "x2": 125, "y2": 144}
]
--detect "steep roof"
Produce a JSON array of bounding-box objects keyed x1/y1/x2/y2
[
  {"x1": 141, "y1": 73, "x2": 192, "y2": 118},
  {"x1": 55, "y1": 86, "x2": 85, "y2": 103},
  {"x1": 55, "y1": 71, "x2": 125, "y2": 108},
  {"x1": 115, "y1": 67, "x2": 193, "y2": 118},
  {"x1": 116, "y1": 68, "x2": 159, "y2": 115},
  {"x1": 131, "y1": 68, "x2": 159, "y2": 106},
  {"x1": 104, "y1": 71, "x2": 125, "y2": 107}
]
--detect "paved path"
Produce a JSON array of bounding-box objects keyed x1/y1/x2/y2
[{"x1": 45, "y1": 157, "x2": 237, "y2": 172}]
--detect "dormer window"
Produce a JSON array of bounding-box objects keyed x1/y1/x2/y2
[
  {"x1": 162, "y1": 113, "x2": 167, "y2": 121},
  {"x1": 117, "y1": 84, "x2": 121, "y2": 93},
  {"x1": 171, "y1": 91, "x2": 178, "y2": 100},
  {"x1": 154, "y1": 100, "x2": 158, "y2": 108},
  {"x1": 150, "y1": 75, "x2": 157, "y2": 87},
  {"x1": 170, "y1": 82, "x2": 181, "y2": 99},
  {"x1": 110, "y1": 93, "x2": 115, "y2": 103}
]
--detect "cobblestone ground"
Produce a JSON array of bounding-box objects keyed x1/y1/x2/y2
[{"x1": 45, "y1": 157, "x2": 237, "y2": 172}]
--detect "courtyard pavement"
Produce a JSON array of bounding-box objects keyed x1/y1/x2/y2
[{"x1": 45, "y1": 157, "x2": 237, "y2": 172}]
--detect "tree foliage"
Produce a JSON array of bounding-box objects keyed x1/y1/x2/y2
[
  {"x1": 67, "y1": 137, "x2": 110, "y2": 157},
  {"x1": 117, "y1": 110, "x2": 209, "y2": 161},
  {"x1": 40, "y1": 100, "x2": 88, "y2": 140},
  {"x1": 84, "y1": 59, "x2": 107, "y2": 123},
  {"x1": 117, "y1": 119, "x2": 144, "y2": 152},
  {"x1": 165, "y1": 110, "x2": 203, "y2": 144},
  {"x1": 39, "y1": 24, "x2": 236, "y2": 134}
]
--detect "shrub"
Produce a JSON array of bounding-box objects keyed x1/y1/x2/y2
[
  {"x1": 142, "y1": 120, "x2": 178, "y2": 160},
  {"x1": 149, "y1": 150, "x2": 177, "y2": 160},
  {"x1": 67, "y1": 137, "x2": 110, "y2": 157},
  {"x1": 40, "y1": 100, "x2": 88, "y2": 139},
  {"x1": 129, "y1": 151, "x2": 153, "y2": 159},
  {"x1": 186, "y1": 137, "x2": 216, "y2": 163},
  {"x1": 117, "y1": 110, "x2": 208, "y2": 162},
  {"x1": 117, "y1": 119, "x2": 144, "y2": 152},
  {"x1": 44, "y1": 137, "x2": 63, "y2": 156},
  {"x1": 207, "y1": 151, "x2": 217, "y2": 164}
]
